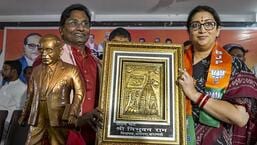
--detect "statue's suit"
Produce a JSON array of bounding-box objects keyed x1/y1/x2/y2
[{"x1": 21, "y1": 60, "x2": 84, "y2": 145}]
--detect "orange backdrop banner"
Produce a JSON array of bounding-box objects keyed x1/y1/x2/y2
[
  {"x1": 3, "y1": 27, "x2": 59, "y2": 60},
  {"x1": 2, "y1": 27, "x2": 257, "y2": 68}
]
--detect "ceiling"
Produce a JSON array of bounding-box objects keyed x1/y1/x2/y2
[{"x1": 1, "y1": 0, "x2": 257, "y2": 22}]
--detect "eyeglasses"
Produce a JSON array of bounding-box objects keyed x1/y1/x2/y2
[
  {"x1": 189, "y1": 21, "x2": 217, "y2": 31},
  {"x1": 65, "y1": 19, "x2": 90, "y2": 28},
  {"x1": 38, "y1": 48, "x2": 54, "y2": 54},
  {"x1": 26, "y1": 43, "x2": 40, "y2": 49}
]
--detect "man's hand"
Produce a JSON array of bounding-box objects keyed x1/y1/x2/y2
[
  {"x1": 61, "y1": 115, "x2": 77, "y2": 128},
  {"x1": 77, "y1": 109, "x2": 103, "y2": 132}
]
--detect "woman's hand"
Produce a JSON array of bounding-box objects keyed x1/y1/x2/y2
[
  {"x1": 234, "y1": 105, "x2": 249, "y2": 127},
  {"x1": 177, "y1": 68, "x2": 200, "y2": 102}
]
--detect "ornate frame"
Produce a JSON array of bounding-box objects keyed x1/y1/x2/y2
[{"x1": 97, "y1": 42, "x2": 185, "y2": 145}]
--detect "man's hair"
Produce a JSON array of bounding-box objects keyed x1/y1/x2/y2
[
  {"x1": 24, "y1": 33, "x2": 42, "y2": 45},
  {"x1": 139, "y1": 38, "x2": 145, "y2": 41},
  {"x1": 183, "y1": 40, "x2": 192, "y2": 47},
  {"x1": 109, "y1": 27, "x2": 131, "y2": 41},
  {"x1": 4, "y1": 60, "x2": 22, "y2": 76},
  {"x1": 165, "y1": 38, "x2": 172, "y2": 43},
  {"x1": 60, "y1": 4, "x2": 91, "y2": 28},
  {"x1": 223, "y1": 43, "x2": 248, "y2": 54}
]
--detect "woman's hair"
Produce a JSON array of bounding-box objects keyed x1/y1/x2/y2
[{"x1": 186, "y1": 5, "x2": 221, "y2": 32}]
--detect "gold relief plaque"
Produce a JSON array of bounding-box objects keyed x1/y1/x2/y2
[
  {"x1": 119, "y1": 61, "x2": 165, "y2": 121},
  {"x1": 97, "y1": 42, "x2": 186, "y2": 145}
]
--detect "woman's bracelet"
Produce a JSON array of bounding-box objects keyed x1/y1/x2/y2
[
  {"x1": 199, "y1": 95, "x2": 210, "y2": 108},
  {"x1": 196, "y1": 93, "x2": 206, "y2": 105}
]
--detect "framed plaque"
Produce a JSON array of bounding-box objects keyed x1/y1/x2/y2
[{"x1": 97, "y1": 42, "x2": 186, "y2": 145}]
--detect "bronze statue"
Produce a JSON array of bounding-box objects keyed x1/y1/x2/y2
[{"x1": 19, "y1": 34, "x2": 85, "y2": 145}]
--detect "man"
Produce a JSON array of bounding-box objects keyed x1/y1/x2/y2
[
  {"x1": 252, "y1": 64, "x2": 257, "y2": 77},
  {"x1": 19, "y1": 34, "x2": 84, "y2": 145},
  {"x1": 154, "y1": 37, "x2": 160, "y2": 43},
  {"x1": 23, "y1": 66, "x2": 33, "y2": 83},
  {"x1": 97, "y1": 32, "x2": 110, "y2": 59},
  {"x1": 86, "y1": 34, "x2": 98, "y2": 57},
  {"x1": 19, "y1": 33, "x2": 41, "y2": 83},
  {"x1": 223, "y1": 43, "x2": 248, "y2": 62},
  {"x1": 94, "y1": 28, "x2": 131, "y2": 64},
  {"x1": 108, "y1": 27, "x2": 131, "y2": 42},
  {"x1": 165, "y1": 38, "x2": 172, "y2": 44},
  {"x1": 58, "y1": 4, "x2": 102, "y2": 145},
  {"x1": 0, "y1": 48, "x2": 4, "y2": 87},
  {"x1": 183, "y1": 40, "x2": 192, "y2": 50},
  {"x1": 0, "y1": 60, "x2": 27, "y2": 139},
  {"x1": 139, "y1": 37, "x2": 145, "y2": 43}
]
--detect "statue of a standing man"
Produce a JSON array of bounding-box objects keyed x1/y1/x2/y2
[{"x1": 19, "y1": 34, "x2": 85, "y2": 145}]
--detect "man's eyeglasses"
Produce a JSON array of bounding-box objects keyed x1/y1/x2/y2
[
  {"x1": 189, "y1": 21, "x2": 217, "y2": 31},
  {"x1": 65, "y1": 19, "x2": 90, "y2": 28},
  {"x1": 26, "y1": 43, "x2": 40, "y2": 49}
]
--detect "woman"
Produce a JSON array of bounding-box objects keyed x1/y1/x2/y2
[{"x1": 178, "y1": 5, "x2": 257, "y2": 145}]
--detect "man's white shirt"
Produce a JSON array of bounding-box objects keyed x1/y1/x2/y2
[{"x1": 0, "y1": 79, "x2": 27, "y2": 123}]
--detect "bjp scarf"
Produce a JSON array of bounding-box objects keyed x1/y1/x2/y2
[{"x1": 184, "y1": 43, "x2": 232, "y2": 145}]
